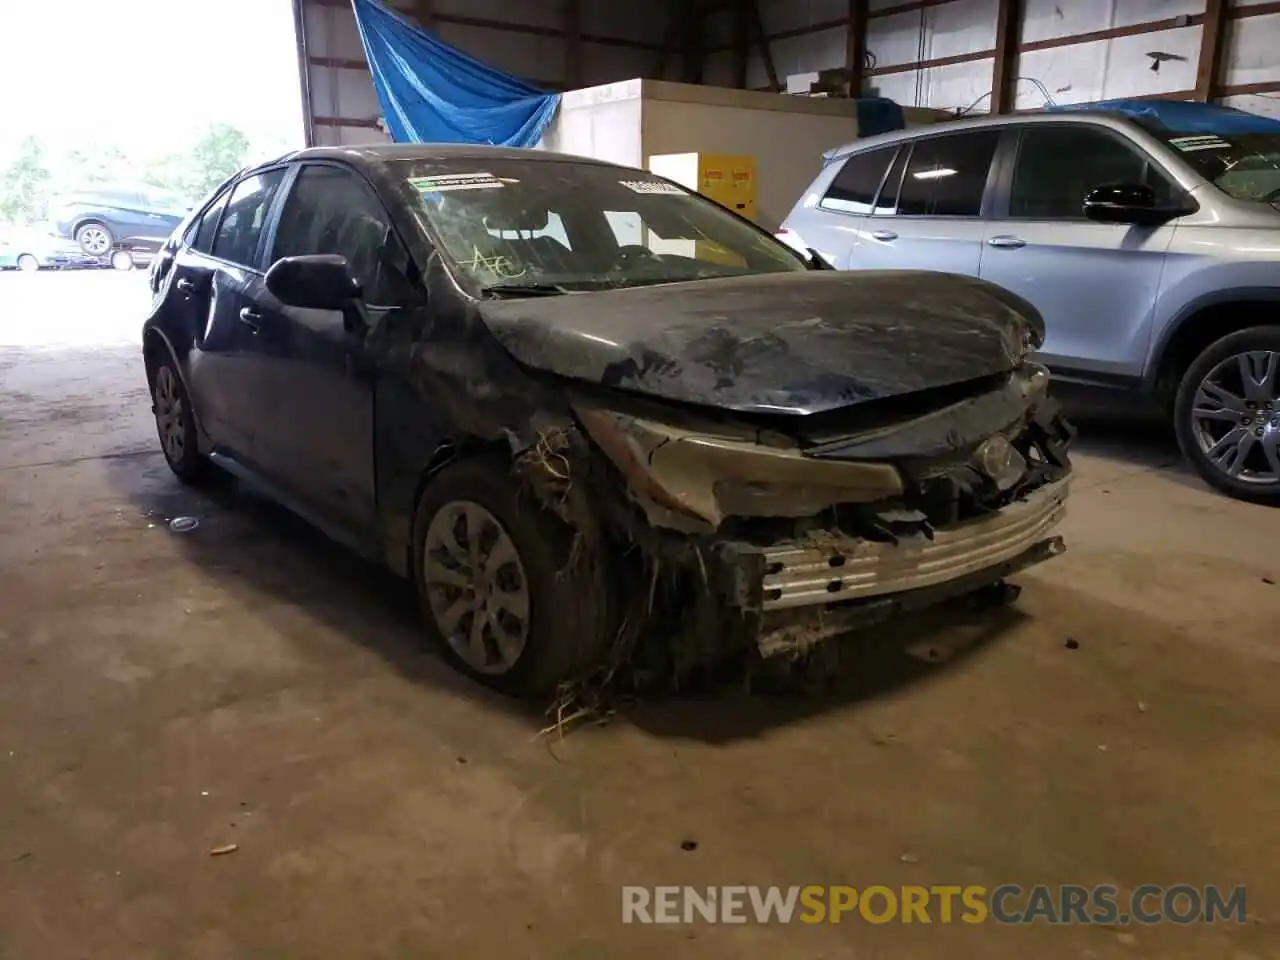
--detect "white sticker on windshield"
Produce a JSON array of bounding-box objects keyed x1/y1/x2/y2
[
  {"x1": 1168, "y1": 135, "x2": 1231, "y2": 152},
  {"x1": 619, "y1": 179, "x2": 685, "y2": 195},
  {"x1": 408, "y1": 172, "x2": 516, "y2": 192}
]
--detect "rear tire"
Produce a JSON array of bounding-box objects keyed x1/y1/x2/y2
[
  {"x1": 411, "y1": 457, "x2": 614, "y2": 698},
  {"x1": 1174, "y1": 325, "x2": 1280, "y2": 505},
  {"x1": 16, "y1": 254, "x2": 39, "y2": 272},
  {"x1": 151, "y1": 355, "x2": 207, "y2": 484},
  {"x1": 110, "y1": 250, "x2": 134, "y2": 271}
]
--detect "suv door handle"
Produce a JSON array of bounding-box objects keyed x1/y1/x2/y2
[
  {"x1": 238, "y1": 307, "x2": 262, "y2": 332},
  {"x1": 870, "y1": 229, "x2": 898, "y2": 242},
  {"x1": 175, "y1": 277, "x2": 194, "y2": 293},
  {"x1": 987, "y1": 235, "x2": 1026, "y2": 249}
]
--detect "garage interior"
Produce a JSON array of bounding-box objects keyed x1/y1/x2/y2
[{"x1": 2, "y1": 0, "x2": 1280, "y2": 957}]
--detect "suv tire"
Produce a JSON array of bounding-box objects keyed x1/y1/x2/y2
[
  {"x1": 411, "y1": 456, "x2": 614, "y2": 698},
  {"x1": 75, "y1": 221, "x2": 114, "y2": 257},
  {"x1": 1174, "y1": 325, "x2": 1280, "y2": 506}
]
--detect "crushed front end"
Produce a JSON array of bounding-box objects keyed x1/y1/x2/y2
[{"x1": 568, "y1": 361, "x2": 1074, "y2": 665}]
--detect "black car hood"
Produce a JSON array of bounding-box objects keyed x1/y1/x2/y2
[{"x1": 477, "y1": 271, "x2": 1041, "y2": 415}]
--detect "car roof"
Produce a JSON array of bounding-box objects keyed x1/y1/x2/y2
[
  {"x1": 823, "y1": 107, "x2": 1147, "y2": 161},
  {"x1": 258, "y1": 143, "x2": 631, "y2": 175}
]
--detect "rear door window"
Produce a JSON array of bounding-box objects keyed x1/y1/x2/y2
[
  {"x1": 819, "y1": 146, "x2": 898, "y2": 215},
  {"x1": 887, "y1": 130, "x2": 1000, "y2": 217},
  {"x1": 211, "y1": 170, "x2": 286, "y2": 268}
]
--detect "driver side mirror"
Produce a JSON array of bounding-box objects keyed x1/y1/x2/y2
[
  {"x1": 265, "y1": 254, "x2": 362, "y2": 311},
  {"x1": 1082, "y1": 182, "x2": 1196, "y2": 227}
]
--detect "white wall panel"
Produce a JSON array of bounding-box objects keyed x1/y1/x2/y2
[
  {"x1": 1020, "y1": 0, "x2": 1203, "y2": 45},
  {"x1": 748, "y1": 27, "x2": 846, "y2": 88},
  {"x1": 760, "y1": 0, "x2": 846, "y2": 35},
  {"x1": 867, "y1": 0, "x2": 998, "y2": 68},
  {"x1": 1222, "y1": 93, "x2": 1280, "y2": 117},
  {"x1": 874, "y1": 58, "x2": 994, "y2": 112},
  {"x1": 1222, "y1": 12, "x2": 1280, "y2": 86},
  {"x1": 1015, "y1": 25, "x2": 1201, "y2": 109}
]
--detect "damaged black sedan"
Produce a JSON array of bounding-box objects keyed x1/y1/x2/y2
[{"x1": 141, "y1": 145, "x2": 1074, "y2": 696}]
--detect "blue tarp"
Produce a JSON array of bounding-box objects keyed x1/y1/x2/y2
[
  {"x1": 1045, "y1": 98, "x2": 1280, "y2": 133},
  {"x1": 350, "y1": 0, "x2": 560, "y2": 147}
]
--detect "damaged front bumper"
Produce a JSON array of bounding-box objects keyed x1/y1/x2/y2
[
  {"x1": 745, "y1": 476, "x2": 1068, "y2": 612},
  {"x1": 566, "y1": 367, "x2": 1074, "y2": 662}
]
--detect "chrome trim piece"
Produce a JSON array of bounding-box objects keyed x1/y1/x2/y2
[{"x1": 759, "y1": 479, "x2": 1069, "y2": 611}]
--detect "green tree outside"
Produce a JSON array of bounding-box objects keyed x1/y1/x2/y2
[{"x1": 0, "y1": 136, "x2": 52, "y2": 225}]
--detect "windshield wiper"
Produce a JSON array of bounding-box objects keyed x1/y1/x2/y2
[{"x1": 480, "y1": 281, "x2": 571, "y2": 297}]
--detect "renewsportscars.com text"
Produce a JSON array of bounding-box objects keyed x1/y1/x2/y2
[{"x1": 621, "y1": 884, "x2": 1247, "y2": 926}]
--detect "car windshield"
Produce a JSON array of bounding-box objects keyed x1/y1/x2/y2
[
  {"x1": 1148, "y1": 127, "x2": 1280, "y2": 203},
  {"x1": 394, "y1": 158, "x2": 806, "y2": 293}
]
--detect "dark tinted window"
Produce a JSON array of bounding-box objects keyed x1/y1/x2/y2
[
  {"x1": 891, "y1": 131, "x2": 999, "y2": 217},
  {"x1": 212, "y1": 170, "x2": 286, "y2": 267},
  {"x1": 1010, "y1": 125, "x2": 1179, "y2": 219},
  {"x1": 190, "y1": 190, "x2": 229, "y2": 254},
  {"x1": 820, "y1": 147, "x2": 897, "y2": 215},
  {"x1": 272, "y1": 165, "x2": 398, "y2": 302}
]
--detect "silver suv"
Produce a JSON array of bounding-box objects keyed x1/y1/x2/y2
[{"x1": 779, "y1": 100, "x2": 1280, "y2": 505}]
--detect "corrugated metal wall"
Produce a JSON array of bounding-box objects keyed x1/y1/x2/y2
[
  {"x1": 703, "y1": 0, "x2": 1280, "y2": 119},
  {"x1": 294, "y1": 0, "x2": 671, "y2": 146}
]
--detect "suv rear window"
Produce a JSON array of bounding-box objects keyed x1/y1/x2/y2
[{"x1": 820, "y1": 147, "x2": 897, "y2": 215}]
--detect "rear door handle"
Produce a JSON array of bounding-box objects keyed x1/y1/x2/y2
[
  {"x1": 987, "y1": 235, "x2": 1026, "y2": 249},
  {"x1": 238, "y1": 307, "x2": 262, "y2": 332},
  {"x1": 175, "y1": 277, "x2": 194, "y2": 293},
  {"x1": 870, "y1": 229, "x2": 898, "y2": 242}
]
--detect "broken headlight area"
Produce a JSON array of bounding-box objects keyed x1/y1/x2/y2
[{"x1": 566, "y1": 365, "x2": 1074, "y2": 666}]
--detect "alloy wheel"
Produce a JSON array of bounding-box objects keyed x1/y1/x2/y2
[
  {"x1": 1189, "y1": 350, "x2": 1280, "y2": 485},
  {"x1": 79, "y1": 226, "x2": 110, "y2": 256},
  {"x1": 422, "y1": 500, "x2": 531, "y2": 674},
  {"x1": 17, "y1": 254, "x2": 39, "y2": 272},
  {"x1": 153, "y1": 366, "x2": 187, "y2": 464},
  {"x1": 111, "y1": 250, "x2": 133, "y2": 271}
]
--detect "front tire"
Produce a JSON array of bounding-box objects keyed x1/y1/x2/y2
[
  {"x1": 110, "y1": 250, "x2": 134, "y2": 271},
  {"x1": 75, "y1": 221, "x2": 113, "y2": 257},
  {"x1": 152, "y1": 356, "x2": 206, "y2": 483},
  {"x1": 1174, "y1": 326, "x2": 1280, "y2": 505},
  {"x1": 411, "y1": 457, "x2": 613, "y2": 697},
  {"x1": 16, "y1": 254, "x2": 39, "y2": 272}
]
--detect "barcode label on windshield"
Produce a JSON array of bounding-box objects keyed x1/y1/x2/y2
[
  {"x1": 409, "y1": 173, "x2": 514, "y2": 192},
  {"x1": 620, "y1": 180, "x2": 685, "y2": 195},
  {"x1": 1169, "y1": 136, "x2": 1231, "y2": 152}
]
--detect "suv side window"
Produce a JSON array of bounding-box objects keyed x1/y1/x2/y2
[
  {"x1": 212, "y1": 170, "x2": 286, "y2": 267},
  {"x1": 887, "y1": 131, "x2": 1000, "y2": 217},
  {"x1": 190, "y1": 189, "x2": 230, "y2": 255},
  {"x1": 1009, "y1": 125, "x2": 1179, "y2": 220},
  {"x1": 271, "y1": 164, "x2": 401, "y2": 304},
  {"x1": 820, "y1": 146, "x2": 898, "y2": 215}
]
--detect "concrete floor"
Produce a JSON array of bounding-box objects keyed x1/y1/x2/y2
[{"x1": 1, "y1": 271, "x2": 1279, "y2": 959}]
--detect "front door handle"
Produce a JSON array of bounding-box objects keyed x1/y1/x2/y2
[
  {"x1": 987, "y1": 235, "x2": 1026, "y2": 249},
  {"x1": 175, "y1": 277, "x2": 194, "y2": 293},
  {"x1": 238, "y1": 307, "x2": 262, "y2": 332},
  {"x1": 870, "y1": 229, "x2": 898, "y2": 242}
]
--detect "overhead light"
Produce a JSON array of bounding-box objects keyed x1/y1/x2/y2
[{"x1": 913, "y1": 167, "x2": 957, "y2": 180}]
